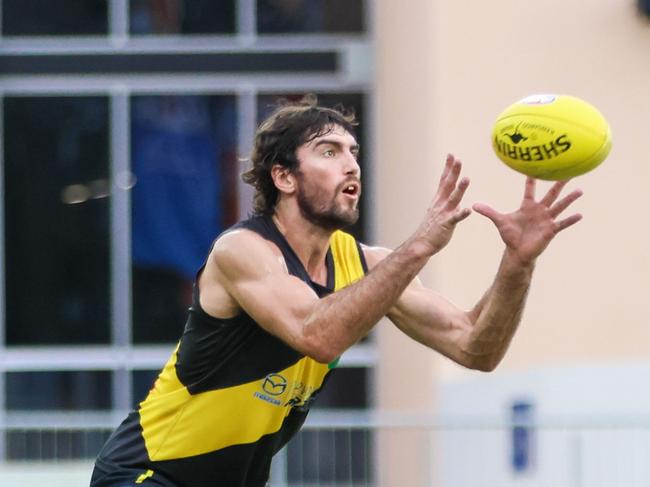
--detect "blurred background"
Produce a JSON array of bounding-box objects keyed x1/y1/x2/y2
[{"x1": 1, "y1": 0, "x2": 650, "y2": 486}]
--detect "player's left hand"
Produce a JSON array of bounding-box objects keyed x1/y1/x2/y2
[{"x1": 472, "y1": 177, "x2": 583, "y2": 265}]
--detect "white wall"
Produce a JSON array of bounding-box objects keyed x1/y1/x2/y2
[
  {"x1": 0, "y1": 462, "x2": 92, "y2": 487},
  {"x1": 438, "y1": 363, "x2": 650, "y2": 487}
]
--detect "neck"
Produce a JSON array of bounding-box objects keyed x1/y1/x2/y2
[{"x1": 272, "y1": 203, "x2": 334, "y2": 285}]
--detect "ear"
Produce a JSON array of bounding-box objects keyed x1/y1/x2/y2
[{"x1": 271, "y1": 164, "x2": 297, "y2": 196}]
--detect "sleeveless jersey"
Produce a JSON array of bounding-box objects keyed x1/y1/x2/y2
[{"x1": 91, "y1": 215, "x2": 368, "y2": 487}]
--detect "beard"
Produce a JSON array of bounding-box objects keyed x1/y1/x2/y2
[{"x1": 295, "y1": 177, "x2": 360, "y2": 231}]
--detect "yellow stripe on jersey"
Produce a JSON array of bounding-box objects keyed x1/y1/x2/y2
[
  {"x1": 330, "y1": 231, "x2": 365, "y2": 291},
  {"x1": 140, "y1": 351, "x2": 330, "y2": 460}
]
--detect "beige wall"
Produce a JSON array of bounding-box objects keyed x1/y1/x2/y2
[
  {"x1": 375, "y1": 0, "x2": 650, "y2": 482},
  {"x1": 376, "y1": 0, "x2": 650, "y2": 376},
  {"x1": 434, "y1": 0, "x2": 650, "y2": 372},
  {"x1": 373, "y1": 1, "x2": 440, "y2": 484}
]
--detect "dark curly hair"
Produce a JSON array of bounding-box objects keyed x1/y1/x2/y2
[{"x1": 242, "y1": 95, "x2": 358, "y2": 215}]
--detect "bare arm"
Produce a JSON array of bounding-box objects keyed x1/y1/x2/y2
[
  {"x1": 369, "y1": 177, "x2": 583, "y2": 371},
  {"x1": 204, "y1": 155, "x2": 472, "y2": 363},
  {"x1": 365, "y1": 245, "x2": 533, "y2": 371}
]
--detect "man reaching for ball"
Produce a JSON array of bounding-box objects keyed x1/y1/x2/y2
[{"x1": 91, "y1": 96, "x2": 583, "y2": 487}]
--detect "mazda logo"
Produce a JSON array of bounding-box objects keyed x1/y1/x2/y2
[{"x1": 262, "y1": 373, "x2": 287, "y2": 396}]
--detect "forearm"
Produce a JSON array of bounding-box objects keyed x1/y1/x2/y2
[
  {"x1": 462, "y1": 250, "x2": 535, "y2": 369},
  {"x1": 303, "y1": 238, "x2": 432, "y2": 362}
]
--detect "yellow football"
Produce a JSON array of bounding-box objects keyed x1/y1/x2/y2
[{"x1": 492, "y1": 94, "x2": 612, "y2": 180}]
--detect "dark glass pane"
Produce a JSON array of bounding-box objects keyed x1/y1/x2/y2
[
  {"x1": 4, "y1": 97, "x2": 110, "y2": 345},
  {"x1": 130, "y1": 0, "x2": 236, "y2": 34},
  {"x1": 257, "y1": 0, "x2": 364, "y2": 34},
  {"x1": 257, "y1": 92, "x2": 367, "y2": 242},
  {"x1": 130, "y1": 95, "x2": 238, "y2": 343},
  {"x1": 131, "y1": 369, "x2": 159, "y2": 407},
  {"x1": 6, "y1": 371, "x2": 111, "y2": 410},
  {"x1": 287, "y1": 428, "x2": 372, "y2": 483},
  {"x1": 313, "y1": 367, "x2": 368, "y2": 409},
  {"x1": 2, "y1": 0, "x2": 108, "y2": 36},
  {"x1": 6, "y1": 429, "x2": 111, "y2": 460},
  {"x1": 132, "y1": 267, "x2": 190, "y2": 344}
]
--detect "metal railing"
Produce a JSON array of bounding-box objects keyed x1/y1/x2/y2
[{"x1": 2, "y1": 412, "x2": 650, "y2": 487}]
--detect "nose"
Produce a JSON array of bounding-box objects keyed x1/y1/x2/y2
[{"x1": 344, "y1": 152, "x2": 361, "y2": 177}]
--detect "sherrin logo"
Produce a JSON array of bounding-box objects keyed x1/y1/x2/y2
[
  {"x1": 494, "y1": 134, "x2": 572, "y2": 162},
  {"x1": 494, "y1": 122, "x2": 572, "y2": 162}
]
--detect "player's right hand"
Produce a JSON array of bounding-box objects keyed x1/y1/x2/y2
[{"x1": 410, "y1": 154, "x2": 471, "y2": 256}]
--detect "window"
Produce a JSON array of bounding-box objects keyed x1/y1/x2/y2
[
  {"x1": 257, "y1": 0, "x2": 365, "y2": 34},
  {"x1": 131, "y1": 370, "x2": 159, "y2": 408},
  {"x1": 130, "y1": 94, "x2": 238, "y2": 343},
  {"x1": 4, "y1": 96, "x2": 111, "y2": 345},
  {"x1": 313, "y1": 367, "x2": 369, "y2": 409},
  {"x1": 0, "y1": 1, "x2": 373, "y2": 480},
  {"x1": 2, "y1": 0, "x2": 108, "y2": 36},
  {"x1": 6, "y1": 371, "x2": 111, "y2": 410},
  {"x1": 130, "y1": 0, "x2": 236, "y2": 34}
]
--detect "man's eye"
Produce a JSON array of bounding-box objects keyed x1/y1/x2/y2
[{"x1": 324, "y1": 149, "x2": 335, "y2": 157}]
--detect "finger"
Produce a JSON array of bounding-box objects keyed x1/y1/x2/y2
[
  {"x1": 447, "y1": 176, "x2": 470, "y2": 208},
  {"x1": 438, "y1": 154, "x2": 455, "y2": 185},
  {"x1": 440, "y1": 158, "x2": 463, "y2": 198},
  {"x1": 523, "y1": 177, "x2": 536, "y2": 201},
  {"x1": 549, "y1": 189, "x2": 583, "y2": 217},
  {"x1": 540, "y1": 179, "x2": 570, "y2": 207},
  {"x1": 472, "y1": 202, "x2": 504, "y2": 226},
  {"x1": 554, "y1": 213, "x2": 583, "y2": 233},
  {"x1": 450, "y1": 207, "x2": 472, "y2": 224}
]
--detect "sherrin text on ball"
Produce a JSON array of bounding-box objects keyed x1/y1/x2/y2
[{"x1": 492, "y1": 94, "x2": 612, "y2": 180}]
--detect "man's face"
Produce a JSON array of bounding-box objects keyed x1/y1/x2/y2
[{"x1": 293, "y1": 125, "x2": 361, "y2": 230}]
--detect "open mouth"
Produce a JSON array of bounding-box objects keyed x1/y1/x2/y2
[{"x1": 342, "y1": 182, "x2": 360, "y2": 197}]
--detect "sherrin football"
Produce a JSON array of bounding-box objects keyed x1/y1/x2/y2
[{"x1": 492, "y1": 94, "x2": 612, "y2": 180}]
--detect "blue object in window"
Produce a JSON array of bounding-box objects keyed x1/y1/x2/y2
[{"x1": 131, "y1": 95, "x2": 223, "y2": 280}]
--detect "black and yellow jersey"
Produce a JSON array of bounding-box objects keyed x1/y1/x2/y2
[{"x1": 91, "y1": 215, "x2": 368, "y2": 487}]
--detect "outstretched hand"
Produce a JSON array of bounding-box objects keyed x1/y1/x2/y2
[
  {"x1": 412, "y1": 154, "x2": 472, "y2": 256},
  {"x1": 473, "y1": 177, "x2": 583, "y2": 265}
]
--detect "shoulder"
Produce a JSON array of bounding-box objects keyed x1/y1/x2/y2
[
  {"x1": 360, "y1": 244, "x2": 393, "y2": 271},
  {"x1": 210, "y1": 228, "x2": 287, "y2": 280}
]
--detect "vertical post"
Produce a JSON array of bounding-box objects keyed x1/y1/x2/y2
[
  {"x1": 108, "y1": 0, "x2": 129, "y2": 47},
  {"x1": 110, "y1": 90, "x2": 133, "y2": 412},
  {"x1": 0, "y1": 94, "x2": 7, "y2": 461},
  {"x1": 236, "y1": 89, "x2": 256, "y2": 220},
  {"x1": 237, "y1": 0, "x2": 257, "y2": 45}
]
